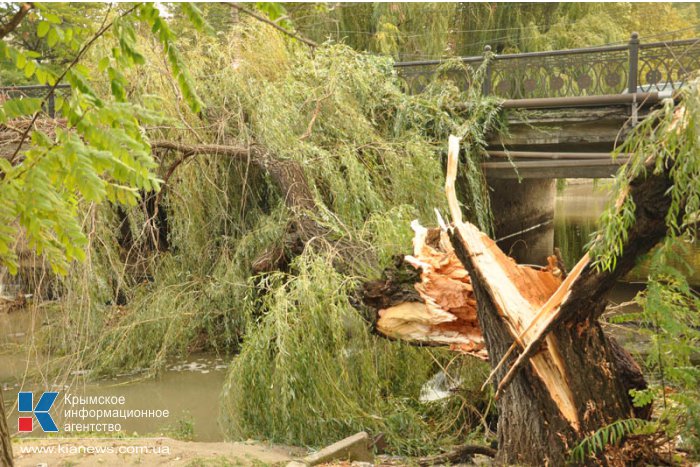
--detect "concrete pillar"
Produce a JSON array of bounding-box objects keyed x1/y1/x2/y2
[{"x1": 487, "y1": 178, "x2": 556, "y2": 265}]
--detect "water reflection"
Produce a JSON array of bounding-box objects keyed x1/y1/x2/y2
[
  {"x1": 554, "y1": 180, "x2": 700, "y2": 285},
  {"x1": 554, "y1": 181, "x2": 612, "y2": 270}
]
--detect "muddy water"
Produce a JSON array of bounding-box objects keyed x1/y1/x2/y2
[{"x1": 1, "y1": 311, "x2": 228, "y2": 442}]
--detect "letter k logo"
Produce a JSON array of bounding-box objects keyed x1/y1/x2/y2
[{"x1": 18, "y1": 392, "x2": 58, "y2": 432}]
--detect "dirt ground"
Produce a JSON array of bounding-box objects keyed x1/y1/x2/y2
[{"x1": 12, "y1": 436, "x2": 304, "y2": 466}]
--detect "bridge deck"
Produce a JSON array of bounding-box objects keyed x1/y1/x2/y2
[
  {"x1": 395, "y1": 34, "x2": 698, "y2": 178},
  {"x1": 482, "y1": 100, "x2": 657, "y2": 179}
]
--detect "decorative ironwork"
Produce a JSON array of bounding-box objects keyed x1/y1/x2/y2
[
  {"x1": 637, "y1": 39, "x2": 700, "y2": 92},
  {"x1": 395, "y1": 35, "x2": 700, "y2": 100},
  {"x1": 489, "y1": 46, "x2": 630, "y2": 99},
  {"x1": 395, "y1": 58, "x2": 483, "y2": 94}
]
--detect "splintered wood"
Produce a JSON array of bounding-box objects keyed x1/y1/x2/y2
[
  {"x1": 445, "y1": 135, "x2": 585, "y2": 431},
  {"x1": 376, "y1": 135, "x2": 590, "y2": 431},
  {"x1": 375, "y1": 220, "x2": 565, "y2": 363},
  {"x1": 376, "y1": 220, "x2": 487, "y2": 359}
]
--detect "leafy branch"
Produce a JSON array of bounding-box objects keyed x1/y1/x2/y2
[
  {"x1": 589, "y1": 81, "x2": 700, "y2": 271},
  {"x1": 9, "y1": 3, "x2": 130, "y2": 163}
]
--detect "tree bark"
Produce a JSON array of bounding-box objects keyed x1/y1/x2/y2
[
  {"x1": 446, "y1": 138, "x2": 670, "y2": 464},
  {"x1": 0, "y1": 3, "x2": 32, "y2": 40},
  {"x1": 0, "y1": 387, "x2": 13, "y2": 467}
]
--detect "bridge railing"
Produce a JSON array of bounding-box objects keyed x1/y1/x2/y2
[
  {"x1": 0, "y1": 84, "x2": 71, "y2": 117},
  {"x1": 395, "y1": 34, "x2": 700, "y2": 99}
]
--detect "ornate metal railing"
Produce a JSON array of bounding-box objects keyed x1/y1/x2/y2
[{"x1": 395, "y1": 34, "x2": 700, "y2": 99}]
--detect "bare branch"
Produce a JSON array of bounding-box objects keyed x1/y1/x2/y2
[
  {"x1": 151, "y1": 140, "x2": 257, "y2": 160},
  {"x1": 227, "y1": 3, "x2": 317, "y2": 49}
]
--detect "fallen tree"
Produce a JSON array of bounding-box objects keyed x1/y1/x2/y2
[
  {"x1": 363, "y1": 126, "x2": 683, "y2": 463},
  {"x1": 18, "y1": 33, "x2": 504, "y2": 453}
]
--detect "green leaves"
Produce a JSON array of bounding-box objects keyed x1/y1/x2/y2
[
  {"x1": 0, "y1": 2, "x2": 209, "y2": 275},
  {"x1": 613, "y1": 238, "x2": 700, "y2": 453},
  {"x1": 591, "y1": 81, "x2": 700, "y2": 271},
  {"x1": 47, "y1": 27, "x2": 60, "y2": 47},
  {"x1": 137, "y1": 3, "x2": 203, "y2": 114},
  {"x1": 37, "y1": 21, "x2": 50, "y2": 38},
  {"x1": 0, "y1": 88, "x2": 164, "y2": 274},
  {"x1": 23, "y1": 59, "x2": 36, "y2": 78},
  {"x1": 0, "y1": 97, "x2": 42, "y2": 122},
  {"x1": 570, "y1": 418, "x2": 647, "y2": 462},
  {"x1": 180, "y1": 3, "x2": 213, "y2": 34}
]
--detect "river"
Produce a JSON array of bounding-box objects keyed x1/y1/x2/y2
[{"x1": 1, "y1": 309, "x2": 228, "y2": 442}]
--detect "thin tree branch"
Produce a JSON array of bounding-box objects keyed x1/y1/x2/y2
[
  {"x1": 227, "y1": 3, "x2": 317, "y2": 48},
  {"x1": 10, "y1": 3, "x2": 133, "y2": 163},
  {"x1": 299, "y1": 87, "x2": 334, "y2": 141},
  {"x1": 0, "y1": 3, "x2": 32, "y2": 40}
]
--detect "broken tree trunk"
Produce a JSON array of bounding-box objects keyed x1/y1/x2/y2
[
  {"x1": 374, "y1": 220, "x2": 487, "y2": 358},
  {"x1": 368, "y1": 219, "x2": 565, "y2": 360},
  {"x1": 445, "y1": 135, "x2": 668, "y2": 465}
]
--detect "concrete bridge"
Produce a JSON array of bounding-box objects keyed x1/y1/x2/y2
[
  {"x1": 395, "y1": 33, "x2": 698, "y2": 179},
  {"x1": 395, "y1": 34, "x2": 700, "y2": 262}
]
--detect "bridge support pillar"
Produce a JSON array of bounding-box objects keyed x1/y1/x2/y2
[{"x1": 487, "y1": 178, "x2": 555, "y2": 265}]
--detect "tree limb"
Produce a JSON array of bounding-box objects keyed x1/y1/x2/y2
[
  {"x1": 149, "y1": 139, "x2": 340, "y2": 273},
  {"x1": 151, "y1": 140, "x2": 257, "y2": 160},
  {"x1": 227, "y1": 3, "x2": 317, "y2": 48},
  {"x1": 0, "y1": 3, "x2": 32, "y2": 40}
]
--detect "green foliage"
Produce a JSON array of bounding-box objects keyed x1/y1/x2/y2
[
  {"x1": 3, "y1": 6, "x2": 497, "y2": 454},
  {"x1": 570, "y1": 418, "x2": 648, "y2": 463},
  {"x1": 609, "y1": 239, "x2": 700, "y2": 454},
  {"x1": 136, "y1": 4, "x2": 203, "y2": 113},
  {"x1": 25, "y1": 22, "x2": 497, "y2": 453},
  {"x1": 222, "y1": 250, "x2": 489, "y2": 454},
  {"x1": 0, "y1": 3, "x2": 203, "y2": 274},
  {"x1": 590, "y1": 81, "x2": 700, "y2": 271},
  {"x1": 223, "y1": 252, "x2": 422, "y2": 451},
  {"x1": 0, "y1": 3, "x2": 107, "y2": 84}
]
